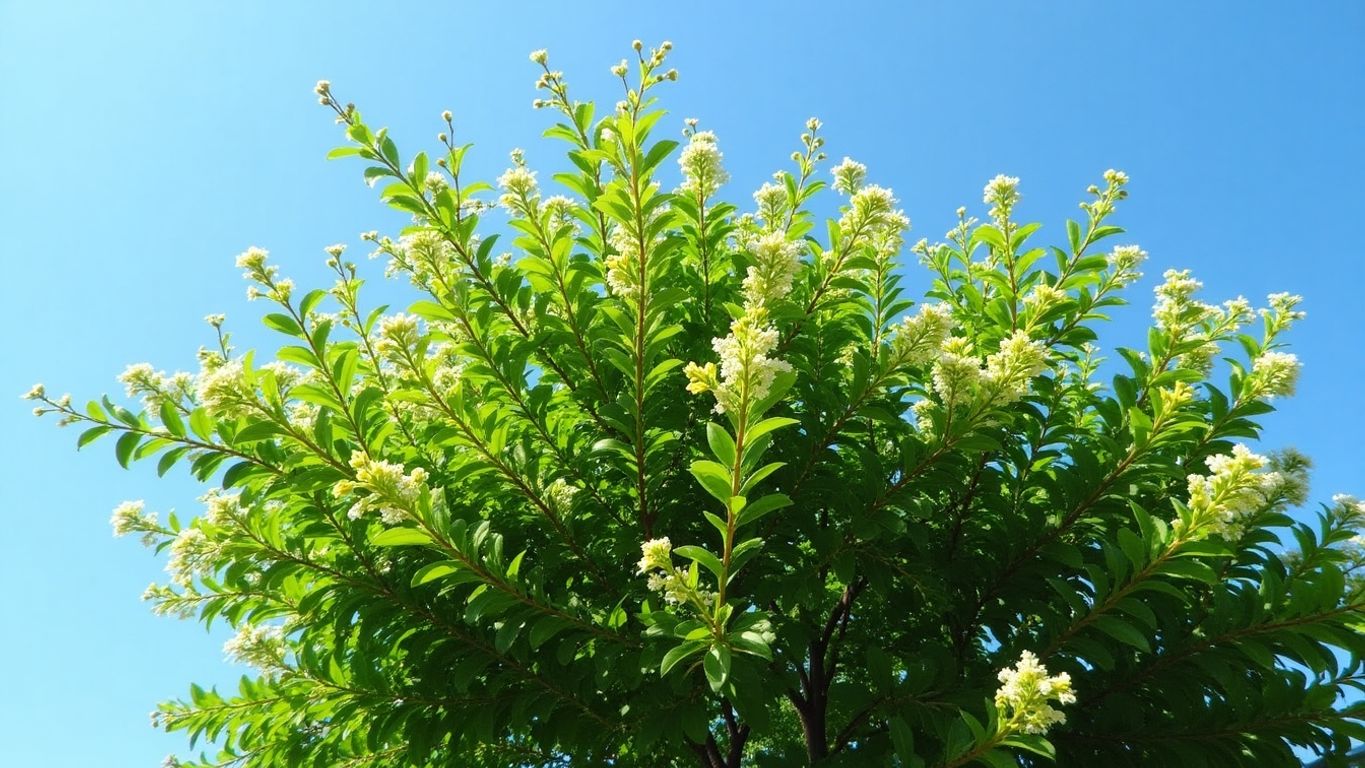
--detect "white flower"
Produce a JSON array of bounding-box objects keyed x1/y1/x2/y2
[
  {"x1": 497, "y1": 163, "x2": 538, "y2": 212},
  {"x1": 831, "y1": 156, "x2": 867, "y2": 195},
  {"x1": 1152, "y1": 268, "x2": 1212, "y2": 332},
  {"x1": 1249, "y1": 350, "x2": 1300, "y2": 399},
  {"x1": 839, "y1": 185, "x2": 896, "y2": 238},
  {"x1": 984, "y1": 330, "x2": 1048, "y2": 401},
  {"x1": 235, "y1": 246, "x2": 269, "y2": 273},
  {"x1": 1181, "y1": 444, "x2": 1277, "y2": 538},
  {"x1": 753, "y1": 182, "x2": 787, "y2": 225},
  {"x1": 111, "y1": 500, "x2": 155, "y2": 538},
  {"x1": 166, "y1": 527, "x2": 220, "y2": 587},
  {"x1": 196, "y1": 359, "x2": 252, "y2": 419},
  {"x1": 338, "y1": 453, "x2": 429, "y2": 524},
  {"x1": 982, "y1": 174, "x2": 1020, "y2": 220},
  {"x1": 678, "y1": 130, "x2": 729, "y2": 198},
  {"x1": 637, "y1": 537, "x2": 673, "y2": 574},
  {"x1": 704, "y1": 313, "x2": 792, "y2": 414},
  {"x1": 994, "y1": 651, "x2": 1075, "y2": 735},
  {"x1": 376, "y1": 313, "x2": 421, "y2": 363},
  {"x1": 529, "y1": 49, "x2": 548, "y2": 65},
  {"x1": 890, "y1": 304, "x2": 954, "y2": 367},
  {"x1": 223, "y1": 624, "x2": 285, "y2": 670},
  {"x1": 742, "y1": 232, "x2": 802, "y2": 309},
  {"x1": 22, "y1": 383, "x2": 45, "y2": 400}
]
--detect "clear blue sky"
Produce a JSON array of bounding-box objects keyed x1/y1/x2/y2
[{"x1": 2, "y1": 2, "x2": 1362, "y2": 765}]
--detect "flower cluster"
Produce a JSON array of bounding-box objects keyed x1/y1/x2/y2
[
  {"x1": 1107, "y1": 244, "x2": 1147, "y2": 286},
  {"x1": 118, "y1": 363, "x2": 193, "y2": 410},
  {"x1": 335, "y1": 452, "x2": 429, "y2": 525},
  {"x1": 994, "y1": 651, "x2": 1076, "y2": 735},
  {"x1": 376, "y1": 313, "x2": 421, "y2": 365},
  {"x1": 545, "y1": 478, "x2": 579, "y2": 513},
  {"x1": 201, "y1": 488, "x2": 246, "y2": 527},
  {"x1": 685, "y1": 311, "x2": 791, "y2": 415},
  {"x1": 985, "y1": 330, "x2": 1050, "y2": 401},
  {"x1": 831, "y1": 156, "x2": 867, "y2": 195},
  {"x1": 1247, "y1": 350, "x2": 1301, "y2": 399},
  {"x1": 604, "y1": 202, "x2": 666, "y2": 300},
  {"x1": 678, "y1": 130, "x2": 728, "y2": 199},
  {"x1": 983, "y1": 174, "x2": 1021, "y2": 222},
  {"x1": 838, "y1": 184, "x2": 897, "y2": 239},
  {"x1": 497, "y1": 153, "x2": 539, "y2": 214},
  {"x1": 636, "y1": 538, "x2": 708, "y2": 606},
  {"x1": 196, "y1": 358, "x2": 254, "y2": 419},
  {"x1": 166, "y1": 527, "x2": 222, "y2": 587},
  {"x1": 889, "y1": 303, "x2": 954, "y2": 368},
  {"x1": 1152, "y1": 268, "x2": 1213, "y2": 333},
  {"x1": 1180, "y1": 444, "x2": 1279, "y2": 539},
  {"x1": 753, "y1": 182, "x2": 787, "y2": 228},
  {"x1": 236, "y1": 246, "x2": 293, "y2": 303},
  {"x1": 223, "y1": 624, "x2": 286, "y2": 671},
  {"x1": 111, "y1": 500, "x2": 160, "y2": 545},
  {"x1": 741, "y1": 232, "x2": 803, "y2": 310}
]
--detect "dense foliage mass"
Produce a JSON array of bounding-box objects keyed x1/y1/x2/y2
[{"x1": 30, "y1": 41, "x2": 1365, "y2": 767}]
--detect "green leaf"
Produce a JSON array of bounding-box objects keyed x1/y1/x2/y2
[
  {"x1": 370, "y1": 527, "x2": 433, "y2": 547},
  {"x1": 689, "y1": 460, "x2": 733, "y2": 504},
  {"x1": 735, "y1": 493, "x2": 792, "y2": 527},
  {"x1": 660, "y1": 640, "x2": 706, "y2": 676},
  {"x1": 262, "y1": 313, "x2": 304, "y2": 337},
  {"x1": 703, "y1": 643, "x2": 731, "y2": 693},
  {"x1": 674, "y1": 545, "x2": 724, "y2": 579},
  {"x1": 115, "y1": 431, "x2": 140, "y2": 468},
  {"x1": 705, "y1": 422, "x2": 736, "y2": 466}
]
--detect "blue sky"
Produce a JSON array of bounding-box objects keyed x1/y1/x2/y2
[{"x1": 2, "y1": 2, "x2": 1362, "y2": 765}]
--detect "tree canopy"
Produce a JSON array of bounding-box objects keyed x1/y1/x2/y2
[{"x1": 30, "y1": 40, "x2": 1365, "y2": 767}]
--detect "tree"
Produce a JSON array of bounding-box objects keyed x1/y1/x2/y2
[{"x1": 29, "y1": 40, "x2": 1365, "y2": 767}]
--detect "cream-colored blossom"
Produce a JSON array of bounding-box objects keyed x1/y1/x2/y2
[
  {"x1": 678, "y1": 130, "x2": 728, "y2": 198},
  {"x1": 166, "y1": 527, "x2": 220, "y2": 587},
  {"x1": 994, "y1": 651, "x2": 1076, "y2": 735},
  {"x1": 742, "y1": 232, "x2": 802, "y2": 309},
  {"x1": 223, "y1": 624, "x2": 285, "y2": 670},
  {"x1": 983, "y1": 174, "x2": 1021, "y2": 221},
  {"x1": 1248, "y1": 350, "x2": 1300, "y2": 399},
  {"x1": 1180, "y1": 444, "x2": 1277, "y2": 538},
  {"x1": 637, "y1": 537, "x2": 672, "y2": 574},
  {"x1": 890, "y1": 304, "x2": 953, "y2": 367},
  {"x1": 831, "y1": 156, "x2": 867, "y2": 195}
]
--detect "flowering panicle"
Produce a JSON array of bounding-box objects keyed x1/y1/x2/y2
[
  {"x1": 831, "y1": 157, "x2": 867, "y2": 195},
  {"x1": 994, "y1": 651, "x2": 1076, "y2": 735},
  {"x1": 983, "y1": 174, "x2": 1021, "y2": 223},
  {"x1": 1247, "y1": 350, "x2": 1300, "y2": 399},
  {"x1": 376, "y1": 313, "x2": 422, "y2": 365},
  {"x1": 1107, "y1": 244, "x2": 1147, "y2": 286},
  {"x1": 111, "y1": 500, "x2": 161, "y2": 546},
  {"x1": 889, "y1": 303, "x2": 954, "y2": 368},
  {"x1": 497, "y1": 148, "x2": 538, "y2": 210},
  {"x1": 838, "y1": 185, "x2": 896, "y2": 239},
  {"x1": 166, "y1": 527, "x2": 222, "y2": 587},
  {"x1": 686, "y1": 311, "x2": 791, "y2": 415},
  {"x1": 741, "y1": 232, "x2": 803, "y2": 310},
  {"x1": 636, "y1": 538, "x2": 711, "y2": 606},
  {"x1": 1152, "y1": 269, "x2": 1213, "y2": 333},
  {"x1": 753, "y1": 182, "x2": 788, "y2": 228},
  {"x1": 223, "y1": 624, "x2": 286, "y2": 671},
  {"x1": 678, "y1": 130, "x2": 728, "y2": 199},
  {"x1": 984, "y1": 330, "x2": 1049, "y2": 401},
  {"x1": 1179, "y1": 444, "x2": 1279, "y2": 539},
  {"x1": 201, "y1": 488, "x2": 246, "y2": 528},
  {"x1": 196, "y1": 359, "x2": 254, "y2": 419},
  {"x1": 335, "y1": 453, "x2": 429, "y2": 525},
  {"x1": 118, "y1": 364, "x2": 193, "y2": 410}
]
